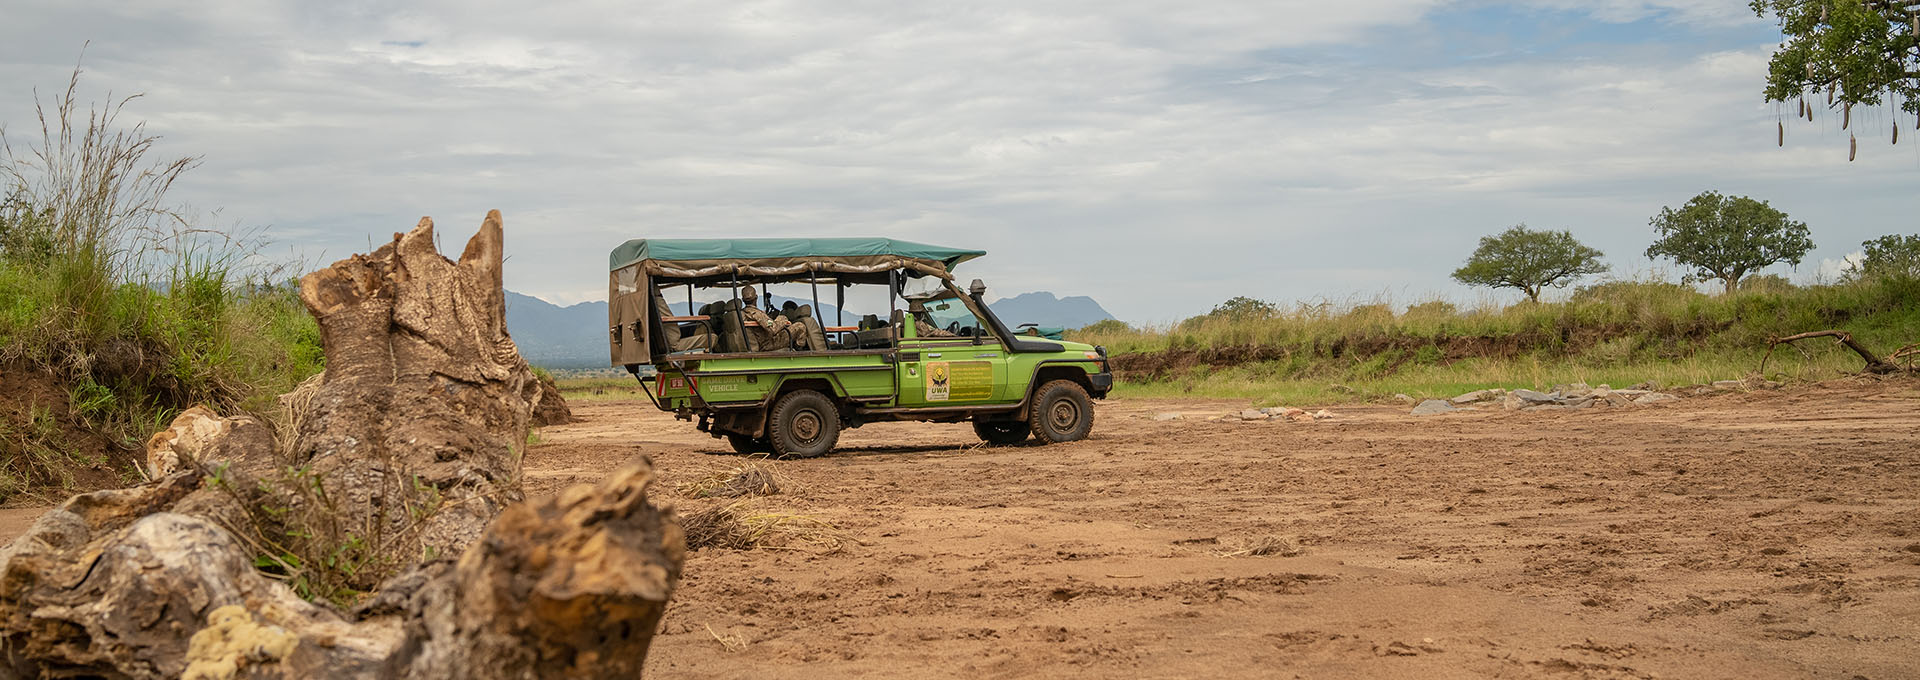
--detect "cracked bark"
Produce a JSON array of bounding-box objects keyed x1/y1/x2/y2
[{"x1": 0, "y1": 212, "x2": 680, "y2": 679}]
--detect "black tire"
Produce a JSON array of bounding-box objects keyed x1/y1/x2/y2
[
  {"x1": 769, "y1": 390, "x2": 840, "y2": 459},
  {"x1": 725, "y1": 433, "x2": 771, "y2": 455},
  {"x1": 972, "y1": 420, "x2": 1029, "y2": 446},
  {"x1": 1028, "y1": 380, "x2": 1094, "y2": 444}
]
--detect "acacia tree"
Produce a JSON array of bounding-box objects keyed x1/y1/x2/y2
[
  {"x1": 1451, "y1": 225, "x2": 1608, "y2": 303},
  {"x1": 1753, "y1": 0, "x2": 1920, "y2": 153},
  {"x1": 1851, "y1": 233, "x2": 1920, "y2": 278},
  {"x1": 1646, "y1": 191, "x2": 1814, "y2": 293}
]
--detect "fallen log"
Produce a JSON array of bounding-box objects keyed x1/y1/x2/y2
[
  {"x1": 0, "y1": 212, "x2": 679, "y2": 679},
  {"x1": 1762, "y1": 330, "x2": 1905, "y2": 375}
]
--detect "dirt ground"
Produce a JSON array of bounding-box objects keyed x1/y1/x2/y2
[
  {"x1": 530, "y1": 379, "x2": 1920, "y2": 679},
  {"x1": 1, "y1": 380, "x2": 1914, "y2": 677}
]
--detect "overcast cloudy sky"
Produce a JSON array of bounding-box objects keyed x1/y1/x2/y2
[{"x1": 3, "y1": 0, "x2": 1915, "y2": 323}]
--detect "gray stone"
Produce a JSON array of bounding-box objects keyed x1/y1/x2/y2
[
  {"x1": 1502, "y1": 395, "x2": 1526, "y2": 411},
  {"x1": 1592, "y1": 385, "x2": 1612, "y2": 398},
  {"x1": 1634, "y1": 392, "x2": 1679, "y2": 405},
  {"x1": 1513, "y1": 389, "x2": 1559, "y2": 404},
  {"x1": 1450, "y1": 389, "x2": 1502, "y2": 405},
  {"x1": 1238, "y1": 409, "x2": 1270, "y2": 421},
  {"x1": 1410, "y1": 399, "x2": 1458, "y2": 416},
  {"x1": 1392, "y1": 393, "x2": 1417, "y2": 405}
]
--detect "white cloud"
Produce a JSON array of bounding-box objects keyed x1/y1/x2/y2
[{"x1": 1, "y1": 0, "x2": 1913, "y2": 323}]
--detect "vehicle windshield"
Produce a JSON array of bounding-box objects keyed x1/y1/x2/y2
[{"x1": 922, "y1": 298, "x2": 992, "y2": 337}]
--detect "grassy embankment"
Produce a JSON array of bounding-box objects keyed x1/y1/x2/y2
[
  {"x1": 0, "y1": 74, "x2": 322, "y2": 502},
  {"x1": 1071, "y1": 277, "x2": 1920, "y2": 405}
]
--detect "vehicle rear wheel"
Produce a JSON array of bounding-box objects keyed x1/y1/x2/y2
[
  {"x1": 1028, "y1": 380, "x2": 1094, "y2": 444},
  {"x1": 725, "y1": 433, "x2": 771, "y2": 455},
  {"x1": 769, "y1": 390, "x2": 840, "y2": 459},
  {"x1": 972, "y1": 419, "x2": 1029, "y2": 446}
]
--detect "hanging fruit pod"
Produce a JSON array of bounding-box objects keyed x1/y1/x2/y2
[
  {"x1": 1798, "y1": 97, "x2": 1806, "y2": 119},
  {"x1": 1843, "y1": 102, "x2": 1851, "y2": 129},
  {"x1": 1895, "y1": 122, "x2": 1901, "y2": 145},
  {"x1": 1849, "y1": 134, "x2": 1857, "y2": 161},
  {"x1": 1779, "y1": 121, "x2": 1785, "y2": 147}
]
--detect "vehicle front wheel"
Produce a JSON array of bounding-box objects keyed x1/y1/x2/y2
[
  {"x1": 769, "y1": 390, "x2": 840, "y2": 459},
  {"x1": 1029, "y1": 380, "x2": 1094, "y2": 444},
  {"x1": 972, "y1": 419, "x2": 1029, "y2": 446},
  {"x1": 725, "y1": 433, "x2": 772, "y2": 455}
]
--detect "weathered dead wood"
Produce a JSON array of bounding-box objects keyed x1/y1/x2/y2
[
  {"x1": 1762, "y1": 330, "x2": 1905, "y2": 375},
  {"x1": 530, "y1": 373, "x2": 575, "y2": 427},
  {"x1": 0, "y1": 213, "x2": 676, "y2": 679},
  {"x1": 293, "y1": 211, "x2": 541, "y2": 587}
]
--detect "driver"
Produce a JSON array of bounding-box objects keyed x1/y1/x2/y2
[{"x1": 906, "y1": 299, "x2": 958, "y2": 338}]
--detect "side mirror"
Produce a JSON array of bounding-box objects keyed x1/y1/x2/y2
[{"x1": 969, "y1": 279, "x2": 986, "y2": 297}]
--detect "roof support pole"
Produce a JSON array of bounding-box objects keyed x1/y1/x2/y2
[{"x1": 809, "y1": 268, "x2": 822, "y2": 326}]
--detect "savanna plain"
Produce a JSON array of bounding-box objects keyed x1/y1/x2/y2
[{"x1": 522, "y1": 377, "x2": 1920, "y2": 679}]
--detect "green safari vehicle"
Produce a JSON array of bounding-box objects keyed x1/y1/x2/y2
[{"x1": 608, "y1": 238, "x2": 1113, "y2": 458}]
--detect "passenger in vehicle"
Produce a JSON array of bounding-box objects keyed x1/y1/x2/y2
[
  {"x1": 654, "y1": 286, "x2": 714, "y2": 352},
  {"x1": 740, "y1": 286, "x2": 819, "y2": 351}
]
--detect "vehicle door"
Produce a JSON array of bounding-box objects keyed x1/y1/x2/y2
[{"x1": 894, "y1": 297, "x2": 1009, "y2": 408}]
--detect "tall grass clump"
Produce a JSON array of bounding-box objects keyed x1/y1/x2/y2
[{"x1": 0, "y1": 64, "x2": 321, "y2": 496}]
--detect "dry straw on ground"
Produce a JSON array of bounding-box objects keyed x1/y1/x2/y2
[
  {"x1": 1215, "y1": 535, "x2": 1304, "y2": 558},
  {"x1": 676, "y1": 458, "x2": 786, "y2": 499},
  {"x1": 680, "y1": 500, "x2": 843, "y2": 552}
]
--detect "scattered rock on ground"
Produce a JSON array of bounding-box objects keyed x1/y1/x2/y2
[
  {"x1": 1514, "y1": 389, "x2": 1559, "y2": 404},
  {"x1": 1450, "y1": 389, "x2": 1504, "y2": 405},
  {"x1": 1152, "y1": 412, "x2": 1183, "y2": 422},
  {"x1": 1410, "y1": 400, "x2": 1459, "y2": 416}
]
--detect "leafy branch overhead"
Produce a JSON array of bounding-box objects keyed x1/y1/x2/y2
[
  {"x1": 1451, "y1": 225, "x2": 1608, "y2": 303},
  {"x1": 1754, "y1": 0, "x2": 1920, "y2": 151}
]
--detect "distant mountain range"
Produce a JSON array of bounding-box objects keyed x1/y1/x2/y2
[{"x1": 505, "y1": 290, "x2": 1115, "y2": 368}]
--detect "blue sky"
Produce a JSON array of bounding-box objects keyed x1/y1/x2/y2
[{"x1": 2, "y1": 0, "x2": 1914, "y2": 324}]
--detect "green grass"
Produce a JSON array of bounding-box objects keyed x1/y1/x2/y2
[
  {"x1": 0, "y1": 69, "x2": 324, "y2": 499},
  {"x1": 1078, "y1": 276, "x2": 1920, "y2": 406},
  {"x1": 555, "y1": 376, "x2": 648, "y2": 402}
]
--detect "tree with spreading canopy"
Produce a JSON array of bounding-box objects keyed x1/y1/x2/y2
[
  {"x1": 1451, "y1": 225, "x2": 1608, "y2": 303},
  {"x1": 1645, "y1": 191, "x2": 1814, "y2": 294},
  {"x1": 1753, "y1": 0, "x2": 1920, "y2": 153},
  {"x1": 1850, "y1": 233, "x2": 1920, "y2": 278}
]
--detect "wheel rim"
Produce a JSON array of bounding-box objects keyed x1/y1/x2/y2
[
  {"x1": 1048, "y1": 398, "x2": 1079, "y2": 432},
  {"x1": 792, "y1": 408, "x2": 822, "y2": 444}
]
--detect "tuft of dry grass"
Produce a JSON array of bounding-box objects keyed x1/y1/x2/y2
[
  {"x1": 680, "y1": 500, "x2": 843, "y2": 552},
  {"x1": 705, "y1": 624, "x2": 746, "y2": 653},
  {"x1": 1215, "y1": 535, "x2": 1303, "y2": 558},
  {"x1": 677, "y1": 459, "x2": 787, "y2": 499}
]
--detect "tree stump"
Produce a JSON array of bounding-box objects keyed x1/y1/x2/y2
[{"x1": 0, "y1": 213, "x2": 680, "y2": 679}]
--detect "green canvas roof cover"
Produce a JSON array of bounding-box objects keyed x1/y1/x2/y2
[{"x1": 609, "y1": 237, "x2": 985, "y2": 273}]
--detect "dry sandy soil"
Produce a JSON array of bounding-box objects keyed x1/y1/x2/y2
[
  {"x1": 532, "y1": 379, "x2": 1920, "y2": 679},
  {"x1": 2, "y1": 380, "x2": 1914, "y2": 678}
]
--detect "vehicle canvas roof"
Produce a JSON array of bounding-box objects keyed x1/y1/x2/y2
[{"x1": 608, "y1": 237, "x2": 985, "y2": 279}]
